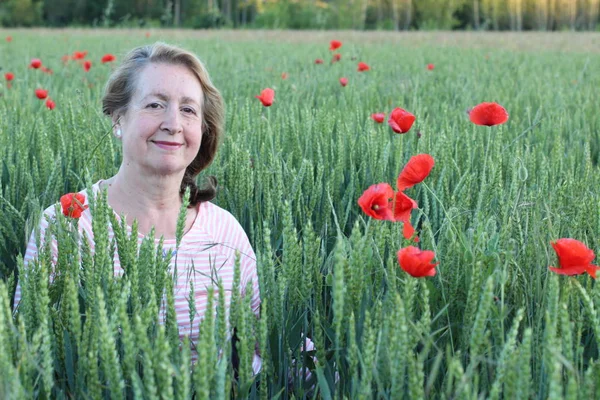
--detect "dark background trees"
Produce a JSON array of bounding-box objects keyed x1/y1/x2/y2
[{"x1": 1, "y1": 0, "x2": 599, "y2": 30}]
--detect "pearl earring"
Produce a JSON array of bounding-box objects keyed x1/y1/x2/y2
[{"x1": 115, "y1": 128, "x2": 122, "y2": 138}]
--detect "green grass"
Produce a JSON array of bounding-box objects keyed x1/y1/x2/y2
[{"x1": 1, "y1": 29, "x2": 600, "y2": 398}]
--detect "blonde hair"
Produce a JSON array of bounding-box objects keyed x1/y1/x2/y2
[{"x1": 102, "y1": 42, "x2": 225, "y2": 206}]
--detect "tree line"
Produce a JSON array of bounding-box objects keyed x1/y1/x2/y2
[{"x1": 1, "y1": 0, "x2": 599, "y2": 31}]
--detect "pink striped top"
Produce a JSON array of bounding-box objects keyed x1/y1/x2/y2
[{"x1": 13, "y1": 180, "x2": 262, "y2": 373}]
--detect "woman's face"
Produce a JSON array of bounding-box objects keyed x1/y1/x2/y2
[{"x1": 116, "y1": 62, "x2": 204, "y2": 178}]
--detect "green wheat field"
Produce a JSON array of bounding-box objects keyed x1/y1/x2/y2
[{"x1": 1, "y1": 29, "x2": 600, "y2": 399}]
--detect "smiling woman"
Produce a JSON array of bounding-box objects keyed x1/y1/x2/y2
[{"x1": 13, "y1": 42, "x2": 262, "y2": 373}]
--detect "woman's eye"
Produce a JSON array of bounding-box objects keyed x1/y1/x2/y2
[
  {"x1": 147, "y1": 103, "x2": 161, "y2": 109},
  {"x1": 182, "y1": 107, "x2": 196, "y2": 115}
]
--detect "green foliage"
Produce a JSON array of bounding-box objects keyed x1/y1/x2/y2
[
  {"x1": 1, "y1": 0, "x2": 599, "y2": 30},
  {"x1": 1, "y1": 31, "x2": 600, "y2": 398}
]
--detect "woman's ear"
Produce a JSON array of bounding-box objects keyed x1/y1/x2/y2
[{"x1": 112, "y1": 115, "x2": 122, "y2": 138}]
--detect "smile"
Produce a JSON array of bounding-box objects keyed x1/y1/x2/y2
[{"x1": 152, "y1": 141, "x2": 183, "y2": 150}]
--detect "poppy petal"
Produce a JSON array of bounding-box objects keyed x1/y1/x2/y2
[
  {"x1": 402, "y1": 221, "x2": 417, "y2": 241},
  {"x1": 397, "y1": 154, "x2": 435, "y2": 191},
  {"x1": 358, "y1": 183, "x2": 395, "y2": 221},
  {"x1": 469, "y1": 102, "x2": 509, "y2": 126},
  {"x1": 586, "y1": 265, "x2": 599, "y2": 279},
  {"x1": 551, "y1": 239, "x2": 595, "y2": 268}
]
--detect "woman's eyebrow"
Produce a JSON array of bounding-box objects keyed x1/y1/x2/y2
[{"x1": 143, "y1": 92, "x2": 201, "y2": 106}]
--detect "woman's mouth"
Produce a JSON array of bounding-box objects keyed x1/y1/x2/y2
[{"x1": 153, "y1": 141, "x2": 183, "y2": 150}]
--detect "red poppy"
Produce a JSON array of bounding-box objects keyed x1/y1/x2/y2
[
  {"x1": 6, "y1": 36, "x2": 12, "y2": 42},
  {"x1": 255, "y1": 88, "x2": 275, "y2": 107},
  {"x1": 30, "y1": 58, "x2": 42, "y2": 69},
  {"x1": 393, "y1": 191, "x2": 418, "y2": 240},
  {"x1": 72, "y1": 51, "x2": 87, "y2": 60},
  {"x1": 145, "y1": 32, "x2": 151, "y2": 38},
  {"x1": 315, "y1": 58, "x2": 324, "y2": 65},
  {"x1": 4, "y1": 72, "x2": 14, "y2": 82},
  {"x1": 549, "y1": 238, "x2": 599, "y2": 279},
  {"x1": 357, "y1": 62, "x2": 370, "y2": 72},
  {"x1": 45, "y1": 98, "x2": 56, "y2": 110},
  {"x1": 388, "y1": 107, "x2": 416, "y2": 134},
  {"x1": 469, "y1": 102, "x2": 509, "y2": 126},
  {"x1": 371, "y1": 113, "x2": 385, "y2": 123},
  {"x1": 61, "y1": 55, "x2": 70, "y2": 64},
  {"x1": 101, "y1": 54, "x2": 116, "y2": 63},
  {"x1": 339, "y1": 77, "x2": 348, "y2": 87},
  {"x1": 397, "y1": 154, "x2": 435, "y2": 191},
  {"x1": 331, "y1": 53, "x2": 341, "y2": 63},
  {"x1": 35, "y1": 89, "x2": 48, "y2": 100},
  {"x1": 427, "y1": 63, "x2": 435, "y2": 70},
  {"x1": 397, "y1": 246, "x2": 439, "y2": 277},
  {"x1": 281, "y1": 72, "x2": 288, "y2": 80},
  {"x1": 329, "y1": 40, "x2": 342, "y2": 51},
  {"x1": 83, "y1": 60, "x2": 92, "y2": 72},
  {"x1": 41, "y1": 66, "x2": 53, "y2": 75},
  {"x1": 60, "y1": 193, "x2": 88, "y2": 219},
  {"x1": 358, "y1": 183, "x2": 395, "y2": 221}
]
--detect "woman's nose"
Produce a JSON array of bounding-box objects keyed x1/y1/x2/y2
[{"x1": 160, "y1": 106, "x2": 183, "y2": 135}]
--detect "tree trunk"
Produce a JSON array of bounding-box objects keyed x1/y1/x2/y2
[
  {"x1": 473, "y1": 0, "x2": 480, "y2": 29},
  {"x1": 492, "y1": 0, "x2": 499, "y2": 30},
  {"x1": 516, "y1": 0, "x2": 522, "y2": 31},
  {"x1": 392, "y1": 0, "x2": 400, "y2": 31},
  {"x1": 404, "y1": 0, "x2": 412, "y2": 30},
  {"x1": 174, "y1": 0, "x2": 180, "y2": 26},
  {"x1": 241, "y1": 0, "x2": 247, "y2": 26},
  {"x1": 591, "y1": 0, "x2": 600, "y2": 30},
  {"x1": 508, "y1": 0, "x2": 515, "y2": 31},
  {"x1": 360, "y1": 0, "x2": 368, "y2": 30}
]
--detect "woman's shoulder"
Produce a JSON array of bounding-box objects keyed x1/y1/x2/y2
[
  {"x1": 38, "y1": 182, "x2": 100, "y2": 225},
  {"x1": 199, "y1": 201, "x2": 249, "y2": 241}
]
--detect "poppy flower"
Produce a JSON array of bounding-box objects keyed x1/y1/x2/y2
[
  {"x1": 41, "y1": 66, "x2": 53, "y2": 75},
  {"x1": 397, "y1": 246, "x2": 439, "y2": 277},
  {"x1": 35, "y1": 89, "x2": 48, "y2": 100},
  {"x1": 61, "y1": 55, "x2": 70, "y2": 64},
  {"x1": 397, "y1": 154, "x2": 435, "y2": 191},
  {"x1": 60, "y1": 193, "x2": 88, "y2": 219},
  {"x1": 427, "y1": 64, "x2": 435, "y2": 70},
  {"x1": 45, "y1": 98, "x2": 56, "y2": 110},
  {"x1": 549, "y1": 238, "x2": 599, "y2": 279},
  {"x1": 101, "y1": 54, "x2": 116, "y2": 63},
  {"x1": 371, "y1": 113, "x2": 385, "y2": 123},
  {"x1": 255, "y1": 88, "x2": 274, "y2": 107},
  {"x1": 339, "y1": 77, "x2": 348, "y2": 87},
  {"x1": 315, "y1": 58, "x2": 324, "y2": 65},
  {"x1": 332, "y1": 53, "x2": 341, "y2": 63},
  {"x1": 72, "y1": 51, "x2": 87, "y2": 60},
  {"x1": 329, "y1": 40, "x2": 342, "y2": 51},
  {"x1": 281, "y1": 72, "x2": 288, "y2": 80},
  {"x1": 358, "y1": 183, "x2": 395, "y2": 221},
  {"x1": 357, "y1": 62, "x2": 370, "y2": 72},
  {"x1": 4, "y1": 72, "x2": 14, "y2": 82},
  {"x1": 30, "y1": 58, "x2": 42, "y2": 69},
  {"x1": 83, "y1": 60, "x2": 92, "y2": 72},
  {"x1": 469, "y1": 102, "x2": 509, "y2": 126},
  {"x1": 393, "y1": 191, "x2": 419, "y2": 240},
  {"x1": 6, "y1": 36, "x2": 12, "y2": 42},
  {"x1": 145, "y1": 32, "x2": 151, "y2": 38},
  {"x1": 388, "y1": 107, "x2": 416, "y2": 134}
]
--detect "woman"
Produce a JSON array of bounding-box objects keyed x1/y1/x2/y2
[{"x1": 13, "y1": 42, "x2": 261, "y2": 373}]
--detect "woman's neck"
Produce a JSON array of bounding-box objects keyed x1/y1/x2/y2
[{"x1": 102, "y1": 168, "x2": 191, "y2": 239}]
